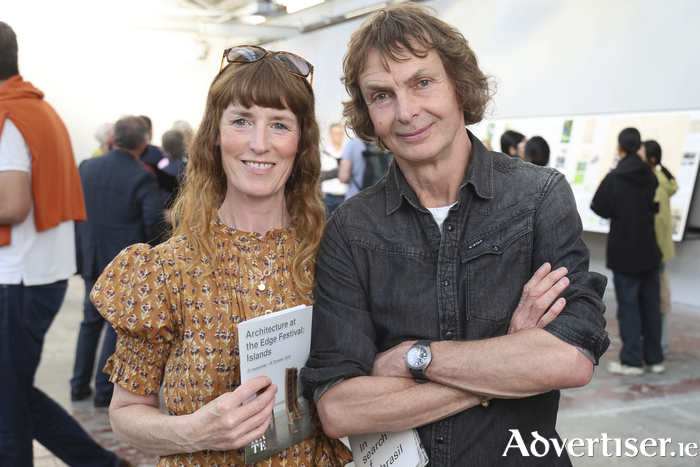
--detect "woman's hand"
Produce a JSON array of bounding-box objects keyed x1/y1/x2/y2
[
  {"x1": 110, "y1": 376, "x2": 277, "y2": 455},
  {"x1": 178, "y1": 376, "x2": 278, "y2": 452}
]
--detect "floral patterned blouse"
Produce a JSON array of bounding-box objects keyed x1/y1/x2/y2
[{"x1": 93, "y1": 219, "x2": 352, "y2": 467}]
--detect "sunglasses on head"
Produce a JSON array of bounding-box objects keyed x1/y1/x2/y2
[{"x1": 219, "y1": 45, "x2": 314, "y2": 87}]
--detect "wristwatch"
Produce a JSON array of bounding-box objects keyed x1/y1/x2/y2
[{"x1": 404, "y1": 340, "x2": 433, "y2": 383}]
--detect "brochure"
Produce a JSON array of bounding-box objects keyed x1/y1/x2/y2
[
  {"x1": 349, "y1": 429, "x2": 429, "y2": 467},
  {"x1": 238, "y1": 304, "x2": 314, "y2": 464}
]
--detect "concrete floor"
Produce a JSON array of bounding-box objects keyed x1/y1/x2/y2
[{"x1": 32, "y1": 275, "x2": 700, "y2": 466}]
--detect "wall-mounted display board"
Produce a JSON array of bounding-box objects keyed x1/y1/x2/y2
[{"x1": 470, "y1": 111, "x2": 700, "y2": 241}]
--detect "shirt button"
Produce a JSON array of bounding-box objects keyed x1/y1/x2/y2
[
  {"x1": 429, "y1": 231, "x2": 436, "y2": 238},
  {"x1": 436, "y1": 436, "x2": 445, "y2": 444},
  {"x1": 590, "y1": 336, "x2": 597, "y2": 344},
  {"x1": 445, "y1": 331, "x2": 454, "y2": 340},
  {"x1": 442, "y1": 280, "x2": 450, "y2": 286},
  {"x1": 446, "y1": 224, "x2": 454, "y2": 232},
  {"x1": 492, "y1": 245, "x2": 500, "y2": 251}
]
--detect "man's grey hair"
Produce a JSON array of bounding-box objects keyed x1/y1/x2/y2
[
  {"x1": 161, "y1": 129, "x2": 186, "y2": 160},
  {"x1": 113, "y1": 116, "x2": 148, "y2": 150},
  {"x1": 171, "y1": 120, "x2": 193, "y2": 138},
  {"x1": 94, "y1": 122, "x2": 114, "y2": 145}
]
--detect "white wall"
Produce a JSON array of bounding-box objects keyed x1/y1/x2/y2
[
  {"x1": 5, "y1": 0, "x2": 699, "y2": 305},
  {"x1": 269, "y1": 0, "x2": 700, "y2": 307},
  {"x1": 4, "y1": 1, "x2": 230, "y2": 160}
]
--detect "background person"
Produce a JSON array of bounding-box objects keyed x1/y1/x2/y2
[
  {"x1": 160, "y1": 129, "x2": 188, "y2": 214},
  {"x1": 138, "y1": 115, "x2": 166, "y2": 169},
  {"x1": 320, "y1": 123, "x2": 348, "y2": 217},
  {"x1": 640, "y1": 139, "x2": 678, "y2": 354},
  {"x1": 95, "y1": 46, "x2": 351, "y2": 466},
  {"x1": 500, "y1": 129, "x2": 526, "y2": 160},
  {"x1": 92, "y1": 122, "x2": 114, "y2": 157},
  {"x1": 0, "y1": 21, "x2": 130, "y2": 467},
  {"x1": 526, "y1": 135, "x2": 550, "y2": 166},
  {"x1": 72, "y1": 115, "x2": 163, "y2": 408},
  {"x1": 591, "y1": 128, "x2": 663, "y2": 376},
  {"x1": 337, "y1": 135, "x2": 367, "y2": 200},
  {"x1": 171, "y1": 119, "x2": 194, "y2": 148}
]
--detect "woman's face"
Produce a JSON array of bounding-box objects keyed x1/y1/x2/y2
[
  {"x1": 517, "y1": 138, "x2": 527, "y2": 160},
  {"x1": 218, "y1": 102, "x2": 300, "y2": 205}
]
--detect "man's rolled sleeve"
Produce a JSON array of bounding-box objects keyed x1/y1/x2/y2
[
  {"x1": 534, "y1": 172, "x2": 610, "y2": 364},
  {"x1": 301, "y1": 212, "x2": 378, "y2": 401}
]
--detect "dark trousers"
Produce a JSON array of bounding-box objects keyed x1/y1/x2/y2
[
  {"x1": 71, "y1": 277, "x2": 117, "y2": 397},
  {"x1": 323, "y1": 194, "x2": 344, "y2": 220},
  {"x1": 0, "y1": 281, "x2": 119, "y2": 467},
  {"x1": 613, "y1": 269, "x2": 664, "y2": 368}
]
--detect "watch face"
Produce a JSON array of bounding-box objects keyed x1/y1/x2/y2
[{"x1": 406, "y1": 347, "x2": 428, "y2": 367}]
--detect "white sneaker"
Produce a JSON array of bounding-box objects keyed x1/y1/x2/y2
[
  {"x1": 648, "y1": 363, "x2": 666, "y2": 374},
  {"x1": 607, "y1": 361, "x2": 644, "y2": 376}
]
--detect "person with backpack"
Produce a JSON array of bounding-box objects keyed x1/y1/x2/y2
[{"x1": 338, "y1": 136, "x2": 393, "y2": 200}]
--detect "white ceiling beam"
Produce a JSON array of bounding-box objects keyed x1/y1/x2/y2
[{"x1": 119, "y1": 17, "x2": 300, "y2": 39}]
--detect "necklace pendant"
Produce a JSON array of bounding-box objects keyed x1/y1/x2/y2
[{"x1": 258, "y1": 283, "x2": 266, "y2": 291}]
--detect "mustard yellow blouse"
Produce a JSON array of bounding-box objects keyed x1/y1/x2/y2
[{"x1": 93, "y1": 219, "x2": 352, "y2": 467}]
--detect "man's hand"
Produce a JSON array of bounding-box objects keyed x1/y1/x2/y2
[
  {"x1": 508, "y1": 263, "x2": 569, "y2": 334},
  {"x1": 371, "y1": 341, "x2": 415, "y2": 378}
]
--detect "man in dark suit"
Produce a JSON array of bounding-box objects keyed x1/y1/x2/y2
[{"x1": 72, "y1": 115, "x2": 163, "y2": 407}]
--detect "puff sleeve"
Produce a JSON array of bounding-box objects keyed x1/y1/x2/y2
[{"x1": 92, "y1": 243, "x2": 181, "y2": 395}]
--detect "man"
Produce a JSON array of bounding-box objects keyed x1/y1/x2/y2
[
  {"x1": 321, "y1": 123, "x2": 348, "y2": 216},
  {"x1": 160, "y1": 128, "x2": 188, "y2": 211},
  {"x1": 338, "y1": 135, "x2": 368, "y2": 200},
  {"x1": 591, "y1": 128, "x2": 663, "y2": 376},
  {"x1": 0, "y1": 22, "x2": 128, "y2": 466},
  {"x1": 301, "y1": 5, "x2": 609, "y2": 466},
  {"x1": 138, "y1": 114, "x2": 166, "y2": 169},
  {"x1": 72, "y1": 115, "x2": 163, "y2": 408}
]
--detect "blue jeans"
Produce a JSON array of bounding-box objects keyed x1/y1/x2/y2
[
  {"x1": 71, "y1": 277, "x2": 117, "y2": 397},
  {"x1": 0, "y1": 281, "x2": 120, "y2": 467},
  {"x1": 613, "y1": 269, "x2": 664, "y2": 368}
]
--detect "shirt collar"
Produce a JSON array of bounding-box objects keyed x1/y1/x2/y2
[{"x1": 386, "y1": 129, "x2": 494, "y2": 215}]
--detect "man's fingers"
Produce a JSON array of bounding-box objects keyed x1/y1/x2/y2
[
  {"x1": 527, "y1": 267, "x2": 568, "y2": 300},
  {"x1": 536, "y1": 297, "x2": 566, "y2": 328},
  {"x1": 519, "y1": 263, "x2": 552, "y2": 303}
]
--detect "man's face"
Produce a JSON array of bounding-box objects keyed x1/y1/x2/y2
[
  {"x1": 358, "y1": 48, "x2": 466, "y2": 166},
  {"x1": 329, "y1": 125, "x2": 344, "y2": 146}
]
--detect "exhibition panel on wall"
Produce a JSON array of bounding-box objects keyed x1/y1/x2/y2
[{"x1": 471, "y1": 110, "x2": 700, "y2": 241}]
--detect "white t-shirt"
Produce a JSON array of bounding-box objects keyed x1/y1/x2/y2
[
  {"x1": 427, "y1": 203, "x2": 457, "y2": 232},
  {"x1": 0, "y1": 118, "x2": 76, "y2": 285},
  {"x1": 320, "y1": 144, "x2": 348, "y2": 197}
]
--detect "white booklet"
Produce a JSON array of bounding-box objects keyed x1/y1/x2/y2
[
  {"x1": 349, "y1": 429, "x2": 429, "y2": 467},
  {"x1": 238, "y1": 304, "x2": 314, "y2": 464}
]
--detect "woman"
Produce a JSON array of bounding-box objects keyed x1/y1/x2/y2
[
  {"x1": 499, "y1": 130, "x2": 526, "y2": 160},
  {"x1": 525, "y1": 136, "x2": 550, "y2": 167},
  {"x1": 640, "y1": 140, "x2": 678, "y2": 355},
  {"x1": 92, "y1": 46, "x2": 352, "y2": 466}
]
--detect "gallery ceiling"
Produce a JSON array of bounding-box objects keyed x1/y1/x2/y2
[{"x1": 122, "y1": 0, "x2": 430, "y2": 44}]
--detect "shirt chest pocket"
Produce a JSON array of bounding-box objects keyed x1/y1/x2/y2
[{"x1": 460, "y1": 216, "x2": 532, "y2": 326}]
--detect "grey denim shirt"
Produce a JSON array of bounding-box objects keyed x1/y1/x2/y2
[{"x1": 302, "y1": 130, "x2": 609, "y2": 466}]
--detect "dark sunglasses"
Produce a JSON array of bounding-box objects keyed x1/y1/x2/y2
[{"x1": 219, "y1": 45, "x2": 314, "y2": 87}]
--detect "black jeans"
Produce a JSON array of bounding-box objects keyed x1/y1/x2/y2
[
  {"x1": 613, "y1": 269, "x2": 663, "y2": 367},
  {"x1": 0, "y1": 281, "x2": 119, "y2": 467}
]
